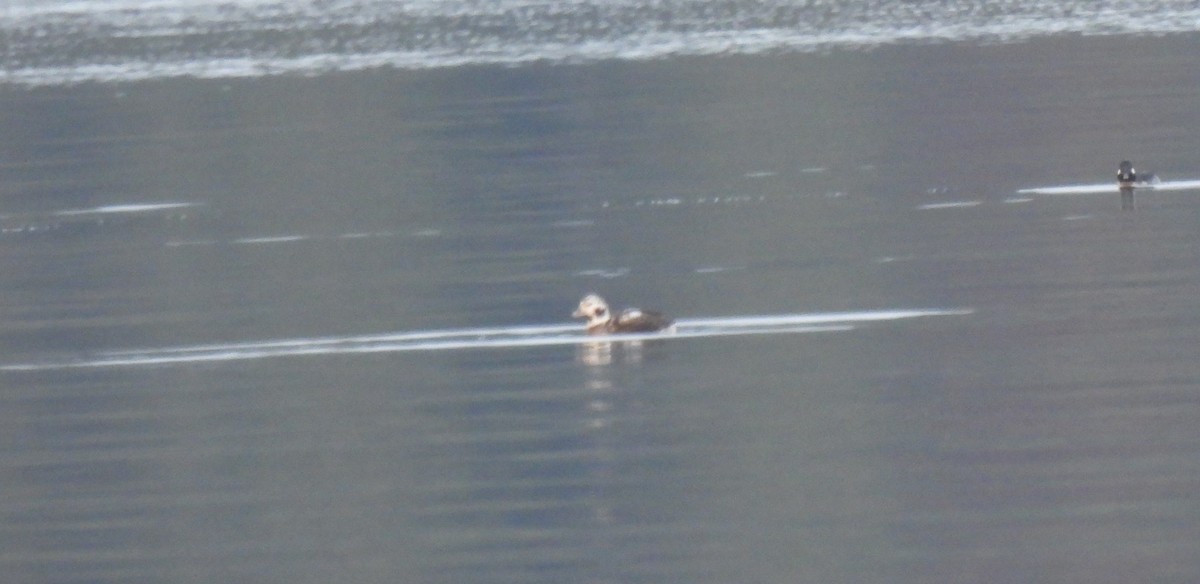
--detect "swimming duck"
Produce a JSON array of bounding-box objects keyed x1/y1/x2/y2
[
  {"x1": 572, "y1": 294, "x2": 674, "y2": 334},
  {"x1": 1117, "y1": 160, "x2": 1158, "y2": 187}
]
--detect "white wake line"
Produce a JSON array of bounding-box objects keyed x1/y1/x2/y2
[
  {"x1": 1, "y1": 308, "x2": 971, "y2": 371},
  {"x1": 52, "y1": 202, "x2": 200, "y2": 216},
  {"x1": 2, "y1": 325, "x2": 852, "y2": 370},
  {"x1": 1017, "y1": 179, "x2": 1200, "y2": 195},
  {"x1": 99, "y1": 309, "x2": 970, "y2": 356}
]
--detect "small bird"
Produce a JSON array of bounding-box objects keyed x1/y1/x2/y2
[
  {"x1": 572, "y1": 294, "x2": 675, "y2": 334},
  {"x1": 1117, "y1": 160, "x2": 1158, "y2": 187}
]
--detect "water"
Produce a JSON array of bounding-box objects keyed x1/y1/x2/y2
[
  {"x1": 3, "y1": 1, "x2": 1200, "y2": 583},
  {"x1": 3, "y1": 0, "x2": 1200, "y2": 85},
  {"x1": 3, "y1": 308, "x2": 988, "y2": 370}
]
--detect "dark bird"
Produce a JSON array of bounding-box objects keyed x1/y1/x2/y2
[{"x1": 1118, "y1": 160, "x2": 1158, "y2": 187}]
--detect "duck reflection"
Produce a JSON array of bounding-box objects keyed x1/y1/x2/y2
[
  {"x1": 1120, "y1": 185, "x2": 1135, "y2": 210},
  {"x1": 576, "y1": 338, "x2": 655, "y2": 367}
]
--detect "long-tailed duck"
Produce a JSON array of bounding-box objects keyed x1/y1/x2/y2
[
  {"x1": 572, "y1": 294, "x2": 674, "y2": 334},
  {"x1": 1118, "y1": 160, "x2": 1158, "y2": 188}
]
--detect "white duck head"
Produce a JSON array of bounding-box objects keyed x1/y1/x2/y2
[{"x1": 572, "y1": 294, "x2": 612, "y2": 329}]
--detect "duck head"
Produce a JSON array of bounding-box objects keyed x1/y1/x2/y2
[
  {"x1": 1118, "y1": 160, "x2": 1136, "y2": 184},
  {"x1": 572, "y1": 294, "x2": 612, "y2": 329}
]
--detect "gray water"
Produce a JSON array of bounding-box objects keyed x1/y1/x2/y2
[
  {"x1": 4, "y1": 0, "x2": 1200, "y2": 85},
  {"x1": 3, "y1": 2, "x2": 1200, "y2": 583}
]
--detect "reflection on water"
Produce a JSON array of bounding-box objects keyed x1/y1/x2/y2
[
  {"x1": 409, "y1": 347, "x2": 715, "y2": 584},
  {"x1": 576, "y1": 339, "x2": 656, "y2": 367},
  {"x1": 578, "y1": 339, "x2": 618, "y2": 367},
  {"x1": 1122, "y1": 186, "x2": 1135, "y2": 211}
]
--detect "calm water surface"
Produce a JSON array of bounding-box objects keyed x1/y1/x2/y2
[{"x1": 2, "y1": 7, "x2": 1200, "y2": 584}]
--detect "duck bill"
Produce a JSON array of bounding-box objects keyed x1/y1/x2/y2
[{"x1": 571, "y1": 309, "x2": 585, "y2": 318}]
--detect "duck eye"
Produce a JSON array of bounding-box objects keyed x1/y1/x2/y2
[{"x1": 595, "y1": 307, "x2": 606, "y2": 316}]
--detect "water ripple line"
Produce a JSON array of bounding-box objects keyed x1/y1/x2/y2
[{"x1": 1, "y1": 308, "x2": 971, "y2": 371}]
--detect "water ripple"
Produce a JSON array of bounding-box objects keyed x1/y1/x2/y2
[
  {"x1": 1, "y1": 308, "x2": 971, "y2": 370},
  {"x1": 2, "y1": 0, "x2": 1198, "y2": 85}
]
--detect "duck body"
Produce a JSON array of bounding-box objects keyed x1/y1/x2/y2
[{"x1": 572, "y1": 294, "x2": 675, "y2": 334}]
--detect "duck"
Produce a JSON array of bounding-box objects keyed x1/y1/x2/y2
[
  {"x1": 572, "y1": 294, "x2": 675, "y2": 334},
  {"x1": 1117, "y1": 160, "x2": 1158, "y2": 188}
]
